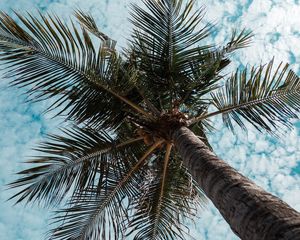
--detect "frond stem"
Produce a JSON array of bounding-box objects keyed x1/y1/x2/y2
[
  {"x1": 29, "y1": 137, "x2": 145, "y2": 187},
  {"x1": 103, "y1": 85, "x2": 154, "y2": 119},
  {"x1": 137, "y1": 88, "x2": 161, "y2": 116},
  {"x1": 187, "y1": 89, "x2": 300, "y2": 126},
  {"x1": 74, "y1": 137, "x2": 145, "y2": 164},
  {"x1": 152, "y1": 143, "x2": 172, "y2": 238}
]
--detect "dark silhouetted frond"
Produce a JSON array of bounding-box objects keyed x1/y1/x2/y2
[
  {"x1": 9, "y1": 126, "x2": 145, "y2": 206},
  {"x1": 127, "y1": 145, "x2": 206, "y2": 240},
  {"x1": 49, "y1": 141, "x2": 164, "y2": 240},
  {"x1": 0, "y1": 11, "x2": 150, "y2": 130},
  {"x1": 129, "y1": 0, "x2": 214, "y2": 109}
]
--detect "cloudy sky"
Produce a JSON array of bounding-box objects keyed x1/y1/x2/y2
[{"x1": 0, "y1": 0, "x2": 300, "y2": 239}]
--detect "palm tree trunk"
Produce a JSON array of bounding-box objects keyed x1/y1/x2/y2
[{"x1": 172, "y1": 126, "x2": 300, "y2": 240}]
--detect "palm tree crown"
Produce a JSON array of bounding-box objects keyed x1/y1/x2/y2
[{"x1": 1, "y1": 0, "x2": 300, "y2": 239}]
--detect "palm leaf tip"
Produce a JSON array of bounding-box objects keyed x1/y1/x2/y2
[
  {"x1": 225, "y1": 29, "x2": 253, "y2": 53},
  {"x1": 74, "y1": 9, "x2": 116, "y2": 47}
]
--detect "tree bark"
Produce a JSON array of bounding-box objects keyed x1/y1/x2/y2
[{"x1": 172, "y1": 126, "x2": 300, "y2": 240}]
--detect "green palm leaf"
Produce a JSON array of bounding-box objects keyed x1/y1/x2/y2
[
  {"x1": 50, "y1": 141, "x2": 163, "y2": 240},
  {"x1": 129, "y1": 1, "x2": 252, "y2": 113},
  {"x1": 221, "y1": 29, "x2": 253, "y2": 54},
  {"x1": 192, "y1": 60, "x2": 300, "y2": 134},
  {"x1": 74, "y1": 9, "x2": 116, "y2": 48},
  {"x1": 0, "y1": 12, "x2": 150, "y2": 130},
  {"x1": 129, "y1": 0, "x2": 213, "y2": 108},
  {"x1": 9, "y1": 126, "x2": 144, "y2": 206},
  {"x1": 178, "y1": 29, "x2": 252, "y2": 109}
]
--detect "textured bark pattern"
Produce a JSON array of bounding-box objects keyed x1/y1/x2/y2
[{"x1": 172, "y1": 126, "x2": 300, "y2": 240}]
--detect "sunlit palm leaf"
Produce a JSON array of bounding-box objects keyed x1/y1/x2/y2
[
  {"x1": 207, "y1": 60, "x2": 300, "y2": 134},
  {"x1": 74, "y1": 9, "x2": 116, "y2": 48},
  {"x1": 221, "y1": 29, "x2": 253, "y2": 55},
  {"x1": 9, "y1": 126, "x2": 144, "y2": 206}
]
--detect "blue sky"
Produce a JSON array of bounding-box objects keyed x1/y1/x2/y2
[{"x1": 0, "y1": 0, "x2": 300, "y2": 239}]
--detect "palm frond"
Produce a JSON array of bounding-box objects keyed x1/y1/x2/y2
[
  {"x1": 221, "y1": 29, "x2": 253, "y2": 54},
  {"x1": 177, "y1": 49, "x2": 229, "y2": 110},
  {"x1": 0, "y1": 12, "x2": 151, "y2": 130},
  {"x1": 129, "y1": 0, "x2": 214, "y2": 109},
  {"x1": 127, "y1": 145, "x2": 206, "y2": 240},
  {"x1": 74, "y1": 9, "x2": 116, "y2": 48},
  {"x1": 50, "y1": 141, "x2": 164, "y2": 240},
  {"x1": 190, "y1": 60, "x2": 300, "y2": 135},
  {"x1": 8, "y1": 126, "x2": 144, "y2": 206},
  {"x1": 175, "y1": 29, "x2": 252, "y2": 111}
]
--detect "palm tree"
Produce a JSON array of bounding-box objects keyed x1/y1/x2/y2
[{"x1": 1, "y1": 0, "x2": 300, "y2": 239}]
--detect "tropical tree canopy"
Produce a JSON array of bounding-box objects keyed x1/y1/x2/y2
[{"x1": 0, "y1": 0, "x2": 300, "y2": 239}]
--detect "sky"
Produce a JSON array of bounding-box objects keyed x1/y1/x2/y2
[{"x1": 0, "y1": 0, "x2": 300, "y2": 239}]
